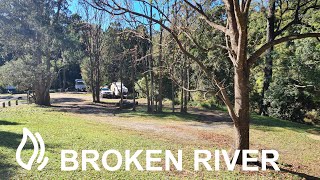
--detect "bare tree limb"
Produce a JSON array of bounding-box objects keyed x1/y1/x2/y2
[
  {"x1": 248, "y1": 33, "x2": 320, "y2": 65},
  {"x1": 183, "y1": 0, "x2": 227, "y2": 33}
]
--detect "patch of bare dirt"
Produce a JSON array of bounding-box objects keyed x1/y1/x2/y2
[{"x1": 49, "y1": 93, "x2": 233, "y2": 147}]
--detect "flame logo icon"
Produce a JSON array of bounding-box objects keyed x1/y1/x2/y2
[{"x1": 16, "y1": 128, "x2": 49, "y2": 170}]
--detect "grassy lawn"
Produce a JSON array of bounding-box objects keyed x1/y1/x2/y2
[{"x1": 0, "y1": 104, "x2": 319, "y2": 179}]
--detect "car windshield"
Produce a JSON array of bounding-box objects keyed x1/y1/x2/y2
[{"x1": 101, "y1": 88, "x2": 109, "y2": 91}]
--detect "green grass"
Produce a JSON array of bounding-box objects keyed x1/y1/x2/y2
[
  {"x1": 250, "y1": 115, "x2": 320, "y2": 175},
  {"x1": 0, "y1": 105, "x2": 233, "y2": 179},
  {"x1": 0, "y1": 105, "x2": 319, "y2": 179}
]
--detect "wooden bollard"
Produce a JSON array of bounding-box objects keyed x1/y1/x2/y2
[
  {"x1": 16, "y1": 100, "x2": 18, "y2": 105},
  {"x1": 2, "y1": 102, "x2": 5, "y2": 108},
  {"x1": 8, "y1": 101, "x2": 11, "y2": 107}
]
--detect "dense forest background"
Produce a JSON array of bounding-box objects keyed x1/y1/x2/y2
[{"x1": 0, "y1": 0, "x2": 319, "y2": 126}]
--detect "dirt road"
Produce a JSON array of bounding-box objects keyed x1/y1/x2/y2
[{"x1": 50, "y1": 92, "x2": 234, "y2": 147}]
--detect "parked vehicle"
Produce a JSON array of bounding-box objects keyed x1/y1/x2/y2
[
  {"x1": 100, "y1": 87, "x2": 113, "y2": 98},
  {"x1": 110, "y1": 82, "x2": 128, "y2": 98},
  {"x1": 75, "y1": 79, "x2": 86, "y2": 92},
  {"x1": 6, "y1": 85, "x2": 16, "y2": 94}
]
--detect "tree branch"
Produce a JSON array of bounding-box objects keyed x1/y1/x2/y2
[
  {"x1": 248, "y1": 33, "x2": 320, "y2": 65},
  {"x1": 183, "y1": 0, "x2": 227, "y2": 33}
]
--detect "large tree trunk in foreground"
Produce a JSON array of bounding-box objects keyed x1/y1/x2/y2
[
  {"x1": 233, "y1": 59, "x2": 250, "y2": 163},
  {"x1": 230, "y1": 13, "x2": 251, "y2": 162},
  {"x1": 34, "y1": 84, "x2": 51, "y2": 106},
  {"x1": 34, "y1": 92, "x2": 50, "y2": 106},
  {"x1": 33, "y1": 44, "x2": 52, "y2": 106}
]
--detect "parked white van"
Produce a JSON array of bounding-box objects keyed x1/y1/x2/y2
[{"x1": 75, "y1": 79, "x2": 86, "y2": 92}]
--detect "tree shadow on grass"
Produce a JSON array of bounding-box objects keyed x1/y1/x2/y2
[
  {"x1": 51, "y1": 103, "x2": 120, "y2": 116},
  {"x1": 87, "y1": 103, "x2": 319, "y2": 134},
  {"x1": 251, "y1": 115, "x2": 320, "y2": 134},
  {"x1": 0, "y1": 130, "x2": 59, "y2": 150},
  {"x1": 49, "y1": 96, "x2": 233, "y2": 125},
  {"x1": 0, "y1": 153, "x2": 17, "y2": 179},
  {"x1": 49, "y1": 95, "x2": 232, "y2": 124},
  {"x1": 118, "y1": 110, "x2": 202, "y2": 121},
  {"x1": 115, "y1": 105, "x2": 233, "y2": 125},
  {"x1": 0, "y1": 131, "x2": 26, "y2": 150},
  {"x1": 50, "y1": 97, "x2": 85, "y2": 104},
  {"x1": 0, "y1": 130, "x2": 60, "y2": 179},
  {"x1": 0, "y1": 120, "x2": 22, "y2": 126},
  {"x1": 50, "y1": 101, "x2": 233, "y2": 130},
  {"x1": 280, "y1": 167, "x2": 319, "y2": 180},
  {"x1": 49, "y1": 96, "x2": 319, "y2": 133},
  {"x1": 0, "y1": 131, "x2": 22, "y2": 179},
  {"x1": 262, "y1": 164, "x2": 320, "y2": 180}
]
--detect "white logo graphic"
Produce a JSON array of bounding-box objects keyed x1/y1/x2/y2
[{"x1": 16, "y1": 128, "x2": 49, "y2": 170}]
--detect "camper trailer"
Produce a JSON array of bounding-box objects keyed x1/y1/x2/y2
[{"x1": 110, "y1": 82, "x2": 128, "y2": 98}]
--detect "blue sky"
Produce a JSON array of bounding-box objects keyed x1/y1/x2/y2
[
  {"x1": 67, "y1": 0, "x2": 164, "y2": 31},
  {"x1": 69, "y1": 0, "x2": 78, "y2": 14}
]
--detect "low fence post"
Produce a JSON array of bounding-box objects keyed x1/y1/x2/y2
[
  {"x1": 27, "y1": 91, "x2": 30, "y2": 104},
  {"x1": 16, "y1": 100, "x2": 18, "y2": 105},
  {"x1": 8, "y1": 101, "x2": 11, "y2": 107},
  {"x1": 2, "y1": 102, "x2": 5, "y2": 108}
]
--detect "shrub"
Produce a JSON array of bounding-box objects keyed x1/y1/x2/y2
[
  {"x1": 198, "y1": 98, "x2": 219, "y2": 110},
  {"x1": 304, "y1": 110, "x2": 320, "y2": 125},
  {"x1": 266, "y1": 78, "x2": 313, "y2": 123}
]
